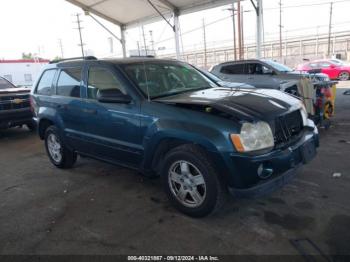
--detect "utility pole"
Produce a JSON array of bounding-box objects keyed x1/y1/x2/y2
[
  {"x1": 137, "y1": 41, "x2": 141, "y2": 56},
  {"x1": 74, "y1": 13, "x2": 85, "y2": 57},
  {"x1": 225, "y1": 4, "x2": 237, "y2": 60},
  {"x1": 327, "y1": 2, "x2": 333, "y2": 57},
  {"x1": 58, "y1": 39, "x2": 64, "y2": 58},
  {"x1": 149, "y1": 30, "x2": 155, "y2": 52},
  {"x1": 279, "y1": 0, "x2": 283, "y2": 61},
  {"x1": 237, "y1": 0, "x2": 242, "y2": 59},
  {"x1": 202, "y1": 18, "x2": 207, "y2": 69},
  {"x1": 316, "y1": 26, "x2": 319, "y2": 57},
  {"x1": 141, "y1": 25, "x2": 148, "y2": 56}
]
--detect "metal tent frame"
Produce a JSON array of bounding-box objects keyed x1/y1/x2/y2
[{"x1": 65, "y1": 0, "x2": 263, "y2": 59}]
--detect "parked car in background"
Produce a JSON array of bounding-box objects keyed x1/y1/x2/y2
[
  {"x1": 194, "y1": 67, "x2": 255, "y2": 89},
  {"x1": 210, "y1": 59, "x2": 328, "y2": 94},
  {"x1": 296, "y1": 59, "x2": 350, "y2": 81},
  {"x1": 0, "y1": 76, "x2": 35, "y2": 131},
  {"x1": 31, "y1": 57, "x2": 318, "y2": 217}
]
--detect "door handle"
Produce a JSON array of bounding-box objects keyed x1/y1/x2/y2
[{"x1": 82, "y1": 108, "x2": 97, "y2": 114}]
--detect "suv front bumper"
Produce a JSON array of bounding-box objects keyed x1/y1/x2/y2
[{"x1": 226, "y1": 127, "x2": 319, "y2": 197}]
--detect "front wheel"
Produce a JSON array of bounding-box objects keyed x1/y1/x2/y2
[
  {"x1": 44, "y1": 126, "x2": 77, "y2": 169},
  {"x1": 161, "y1": 144, "x2": 226, "y2": 217},
  {"x1": 338, "y1": 71, "x2": 349, "y2": 81}
]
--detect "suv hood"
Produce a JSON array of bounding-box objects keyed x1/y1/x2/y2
[{"x1": 154, "y1": 88, "x2": 301, "y2": 121}]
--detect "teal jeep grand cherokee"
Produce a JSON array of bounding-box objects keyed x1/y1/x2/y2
[{"x1": 31, "y1": 57, "x2": 318, "y2": 217}]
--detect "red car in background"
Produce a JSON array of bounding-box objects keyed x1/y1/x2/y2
[{"x1": 296, "y1": 59, "x2": 350, "y2": 81}]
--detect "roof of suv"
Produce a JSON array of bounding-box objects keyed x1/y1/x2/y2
[
  {"x1": 213, "y1": 59, "x2": 268, "y2": 67},
  {"x1": 47, "y1": 57, "x2": 180, "y2": 68}
]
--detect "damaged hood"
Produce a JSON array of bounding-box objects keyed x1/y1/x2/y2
[{"x1": 154, "y1": 88, "x2": 301, "y2": 121}]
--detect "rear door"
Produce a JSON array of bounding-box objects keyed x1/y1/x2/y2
[
  {"x1": 79, "y1": 64, "x2": 142, "y2": 167},
  {"x1": 215, "y1": 63, "x2": 248, "y2": 83},
  {"x1": 52, "y1": 66, "x2": 85, "y2": 149}
]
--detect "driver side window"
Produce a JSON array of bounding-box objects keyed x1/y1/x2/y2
[{"x1": 87, "y1": 67, "x2": 126, "y2": 99}]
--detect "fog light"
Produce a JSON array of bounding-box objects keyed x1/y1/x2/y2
[{"x1": 257, "y1": 163, "x2": 273, "y2": 179}]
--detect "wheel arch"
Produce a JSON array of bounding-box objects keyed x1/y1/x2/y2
[
  {"x1": 142, "y1": 134, "x2": 232, "y2": 186},
  {"x1": 38, "y1": 118, "x2": 54, "y2": 139}
]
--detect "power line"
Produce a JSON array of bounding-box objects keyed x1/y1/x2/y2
[
  {"x1": 154, "y1": 15, "x2": 231, "y2": 44},
  {"x1": 262, "y1": 0, "x2": 348, "y2": 11}
]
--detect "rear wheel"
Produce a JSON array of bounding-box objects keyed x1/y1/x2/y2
[
  {"x1": 161, "y1": 144, "x2": 226, "y2": 217},
  {"x1": 45, "y1": 126, "x2": 77, "y2": 169},
  {"x1": 338, "y1": 71, "x2": 349, "y2": 81}
]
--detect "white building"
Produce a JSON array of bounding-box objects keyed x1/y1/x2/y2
[{"x1": 0, "y1": 59, "x2": 49, "y2": 87}]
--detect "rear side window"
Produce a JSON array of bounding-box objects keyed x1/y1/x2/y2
[
  {"x1": 56, "y1": 68, "x2": 82, "y2": 98},
  {"x1": 36, "y1": 70, "x2": 56, "y2": 95},
  {"x1": 87, "y1": 67, "x2": 126, "y2": 99},
  {"x1": 220, "y1": 64, "x2": 245, "y2": 74}
]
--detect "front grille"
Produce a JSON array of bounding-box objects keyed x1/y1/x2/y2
[
  {"x1": 0, "y1": 94, "x2": 30, "y2": 110},
  {"x1": 274, "y1": 110, "x2": 303, "y2": 148}
]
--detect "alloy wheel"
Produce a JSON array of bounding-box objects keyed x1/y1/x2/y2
[
  {"x1": 47, "y1": 133, "x2": 62, "y2": 163},
  {"x1": 168, "y1": 160, "x2": 206, "y2": 208}
]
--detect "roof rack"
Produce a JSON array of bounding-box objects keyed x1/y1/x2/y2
[
  {"x1": 49, "y1": 56, "x2": 97, "y2": 64},
  {"x1": 129, "y1": 55, "x2": 155, "y2": 58}
]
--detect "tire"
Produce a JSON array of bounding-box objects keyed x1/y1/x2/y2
[
  {"x1": 44, "y1": 126, "x2": 77, "y2": 169},
  {"x1": 161, "y1": 144, "x2": 226, "y2": 217},
  {"x1": 26, "y1": 121, "x2": 37, "y2": 132},
  {"x1": 338, "y1": 71, "x2": 349, "y2": 81}
]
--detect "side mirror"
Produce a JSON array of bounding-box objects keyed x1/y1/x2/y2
[
  {"x1": 330, "y1": 64, "x2": 336, "y2": 68},
  {"x1": 97, "y1": 89, "x2": 132, "y2": 104}
]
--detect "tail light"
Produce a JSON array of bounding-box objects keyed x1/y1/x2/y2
[{"x1": 29, "y1": 96, "x2": 35, "y2": 114}]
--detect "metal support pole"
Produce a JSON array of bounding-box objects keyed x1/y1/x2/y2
[
  {"x1": 237, "y1": 0, "x2": 242, "y2": 59},
  {"x1": 279, "y1": 0, "x2": 283, "y2": 61},
  {"x1": 241, "y1": 6, "x2": 244, "y2": 59},
  {"x1": 121, "y1": 26, "x2": 127, "y2": 58},
  {"x1": 327, "y1": 2, "x2": 333, "y2": 57},
  {"x1": 256, "y1": 0, "x2": 263, "y2": 58},
  {"x1": 174, "y1": 11, "x2": 181, "y2": 60},
  {"x1": 202, "y1": 18, "x2": 207, "y2": 68}
]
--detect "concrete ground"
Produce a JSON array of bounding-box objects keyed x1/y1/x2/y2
[{"x1": 0, "y1": 83, "x2": 349, "y2": 257}]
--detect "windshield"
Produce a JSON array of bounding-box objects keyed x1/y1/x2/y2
[
  {"x1": 262, "y1": 60, "x2": 293, "y2": 72},
  {"x1": 0, "y1": 77, "x2": 16, "y2": 89},
  {"x1": 122, "y1": 62, "x2": 217, "y2": 99},
  {"x1": 195, "y1": 67, "x2": 222, "y2": 82}
]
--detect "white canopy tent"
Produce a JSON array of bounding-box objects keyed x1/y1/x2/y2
[{"x1": 65, "y1": 0, "x2": 263, "y2": 59}]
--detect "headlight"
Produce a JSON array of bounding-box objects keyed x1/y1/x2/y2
[
  {"x1": 300, "y1": 102, "x2": 308, "y2": 126},
  {"x1": 230, "y1": 121, "x2": 274, "y2": 152}
]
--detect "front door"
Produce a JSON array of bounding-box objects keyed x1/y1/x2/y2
[
  {"x1": 79, "y1": 65, "x2": 142, "y2": 168},
  {"x1": 245, "y1": 63, "x2": 279, "y2": 89}
]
